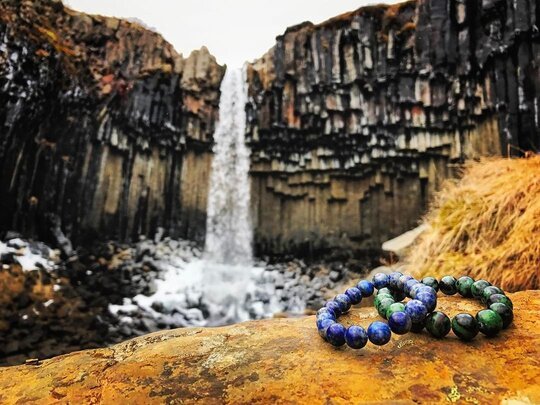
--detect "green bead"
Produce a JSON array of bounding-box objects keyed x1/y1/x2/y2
[
  {"x1": 451, "y1": 313, "x2": 479, "y2": 341},
  {"x1": 377, "y1": 298, "x2": 395, "y2": 318},
  {"x1": 421, "y1": 277, "x2": 439, "y2": 292},
  {"x1": 426, "y1": 311, "x2": 451, "y2": 338},
  {"x1": 471, "y1": 280, "x2": 491, "y2": 299},
  {"x1": 489, "y1": 303, "x2": 513, "y2": 329},
  {"x1": 487, "y1": 293, "x2": 513, "y2": 310},
  {"x1": 377, "y1": 287, "x2": 393, "y2": 296},
  {"x1": 374, "y1": 294, "x2": 394, "y2": 310},
  {"x1": 456, "y1": 276, "x2": 474, "y2": 298},
  {"x1": 476, "y1": 309, "x2": 503, "y2": 336},
  {"x1": 385, "y1": 303, "x2": 406, "y2": 320},
  {"x1": 481, "y1": 286, "x2": 504, "y2": 305}
]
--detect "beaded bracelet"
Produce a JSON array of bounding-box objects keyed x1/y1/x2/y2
[{"x1": 316, "y1": 272, "x2": 513, "y2": 349}]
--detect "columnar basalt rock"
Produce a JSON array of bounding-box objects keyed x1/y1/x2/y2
[
  {"x1": 246, "y1": 0, "x2": 539, "y2": 255},
  {"x1": 0, "y1": 0, "x2": 225, "y2": 245}
]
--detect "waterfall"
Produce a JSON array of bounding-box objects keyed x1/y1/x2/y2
[{"x1": 204, "y1": 67, "x2": 253, "y2": 265}]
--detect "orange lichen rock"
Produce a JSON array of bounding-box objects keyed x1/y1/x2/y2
[{"x1": 0, "y1": 291, "x2": 538, "y2": 404}]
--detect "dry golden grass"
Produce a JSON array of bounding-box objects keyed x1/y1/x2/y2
[{"x1": 407, "y1": 156, "x2": 540, "y2": 292}]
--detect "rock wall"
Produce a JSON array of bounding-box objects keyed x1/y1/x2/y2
[
  {"x1": 246, "y1": 0, "x2": 539, "y2": 255},
  {"x1": 0, "y1": 0, "x2": 224, "y2": 247}
]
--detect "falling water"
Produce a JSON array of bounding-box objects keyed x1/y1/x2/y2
[{"x1": 204, "y1": 67, "x2": 253, "y2": 265}]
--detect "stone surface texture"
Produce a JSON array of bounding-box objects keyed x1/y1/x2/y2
[
  {"x1": 0, "y1": 0, "x2": 224, "y2": 245},
  {"x1": 0, "y1": 291, "x2": 538, "y2": 404},
  {"x1": 246, "y1": 0, "x2": 539, "y2": 254}
]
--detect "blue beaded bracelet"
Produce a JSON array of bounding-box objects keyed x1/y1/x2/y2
[{"x1": 316, "y1": 272, "x2": 513, "y2": 349}]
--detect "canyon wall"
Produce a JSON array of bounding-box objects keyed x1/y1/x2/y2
[
  {"x1": 0, "y1": 0, "x2": 224, "y2": 247},
  {"x1": 246, "y1": 0, "x2": 539, "y2": 255}
]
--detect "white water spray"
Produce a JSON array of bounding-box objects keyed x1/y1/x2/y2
[{"x1": 204, "y1": 67, "x2": 253, "y2": 265}]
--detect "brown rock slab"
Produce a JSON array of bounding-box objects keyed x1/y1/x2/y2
[{"x1": 0, "y1": 291, "x2": 539, "y2": 404}]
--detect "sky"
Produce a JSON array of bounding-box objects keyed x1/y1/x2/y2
[{"x1": 64, "y1": 0, "x2": 396, "y2": 67}]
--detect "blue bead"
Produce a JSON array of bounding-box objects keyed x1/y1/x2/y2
[
  {"x1": 405, "y1": 279, "x2": 419, "y2": 295},
  {"x1": 326, "y1": 323, "x2": 346, "y2": 346},
  {"x1": 367, "y1": 321, "x2": 392, "y2": 345},
  {"x1": 335, "y1": 294, "x2": 352, "y2": 313},
  {"x1": 317, "y1": 307, "x2": 336, "y2": 318},
  {"x1": 372, "y1": 273, "x2": 389, "y2": 289},
  {"x1": 345, "y1": 325, "x2": 368, "y2": 349},
  {"x1": 417, "y1": 285, "x2": 437, "y2": 296},
  {"x1": 416, "y1": 291, "x2": 437, "y2": 313},
  {"x1": 345, "y1": 287, "x2": 363, "y2": 305},
  {"x1": 388, "y1": 272, "x2": 403, "y2": 290},
  {"x1": 388, "y1": 311, "x2": 412, "y2": 335},
  {"x1": 325, "y1": 301, "x2": 342, "y2": 316},
  {"x1": 357, "y1": 280, "x2": 374, "y2": 297},
  {"x1": 409, "y1": 283, "x2": 424, "y2": 299},
  {"x1": 398, "y1": 275, "x2": 413, "y2": 292},
  {"x1": 316, "y1": 312, "x2": 335, "y2": 324},
  {"x1": 317, "y1": 318, "x2": 336, "y2": 339},
  {"x1": 405, "y1": 299, "x2": 428, "y2": 323}
]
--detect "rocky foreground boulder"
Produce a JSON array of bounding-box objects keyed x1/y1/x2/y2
[{"x1": 0, "y1": 291, "x2": 538, "y2": 404}]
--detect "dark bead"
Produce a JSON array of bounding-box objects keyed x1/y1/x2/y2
[
  {"x1": 416, "y1": 291, "x2": 437, "y2": 313},
  {"x1": 404, "y1": 279, "x2": 419, "y2": 295},
  {"x1": 439, "y1": 276, "x2": 458, "y2": 295},
  {"x1": 388, "y1": 311, "x2": 412, "y2": 335},
  {"x1": 391, "y1": 288, "x2": 407, "y2": 302},
  {"x1": 334, "y1": 294, "x2": 352, "y2": 313},
  {"x1": 385, "y1": 302, "x2": 406, "y2": 320},
  {"x1": 471, "y1": 280, "x2": 491, "y2": 299},
  {"x1": 481, "y1": 286, "x2": 504, "y2": 305},
  {"x1": 367, "y1": 321, "x2": 392, "y2": 345},
  {"x1": 357, "y1": 280, "x2": 374, "y2": 297},
  {"x1": 317, "y1": 318, "x2": 336, "y2": 339},
  {"x1": 377, "y1": 287, "x2": 393, "y2": 296},
  {"x1": 377, "y1": 298, "x2": 396, "y2": 319},
  {"x1": 372, "y1": 273, "x2": 389, "y2": 289},
  {"x1": 489, "y1": 303, "x2": 513, "y2": 329},
  {"x1": 325, "y1": 301, "x2": 342, "y2": 317},
  {"x1": 426, "y1": 311, "x2": 451, "y2": 338},
  {"x1": 410, "y1": 319, "x2": 426, "y2": 333},
  {"x1": 456, "y1": 276, "x2": 475, "y2": 298},
  {"x1": 405, "y1": 299, "x2": 428, "y2": 323},
  {"x1": 345, "y1": 287, "x2": 363, "y2": 305},
  {"x1": 476, "y1": 309, "x2": 503, "y2": 336},
  {"x1": 345, "y1": 325, "x2": 368, "y2": 349},
  {"x1": 421, "y1": 277, "x2": 439, "y2": 292},
  {"x1": 326, "y1": 323, "x2": 347, "y2": 346},
  {"x1": 487, "y1": 293, "x2": 513, "y2": 310},
  {"x1": 451, "y1": 313, "x2": 479, "y2": 341},
  {"x1": 388, "y1": 272, "x2": 403, "y2": 290}
]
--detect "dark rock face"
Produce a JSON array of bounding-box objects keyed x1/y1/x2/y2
[
  {"x1": 0, "y1": 0, "x2": 224, "y2": 246},
  {"x1": 246, "y1": 0, "x2": 539, "y2": 255}
]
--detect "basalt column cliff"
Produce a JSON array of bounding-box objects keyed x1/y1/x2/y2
[
  {"x1": 246, "y1": 0, "x2": 539, "y2": 255},
  {"x1": 0, "y1": 0, "x2": 224, "y2": 247}
]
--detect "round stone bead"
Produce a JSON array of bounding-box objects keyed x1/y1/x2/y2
[
  {"x1": 439, "y1": 276, "x2": 458, "y2": 295},
  {"x1": 345, "y1": 287, "x2": 363, "y2": 305},
  {"x1": 345, "y1": 325, "x2": 368, "y2": 349},
  {"x1": 334, "y1": 294, "x2": 352, "y2": 313},
  {"x1": 374, "y1": 294, "x2": 394, "y2": 308},
  {"x1": 489, "y1": 303, "x2": 513, "y2": 329},
  {"x1": 409, "y1": 283, "x2": 424, "y2": 299},
  {"x1": 471, "y1": 280, "x2": 491, "y2": 299},
  {"x1": 416, "y1": 291, "x2": 437, "y2": 313},
  {"x1": 417, "y1": 285, "x2": 437, "y2": 296},
  {"x1": 372, "y1": 273, "x2": 389, "y2": 289},
  {"x1": 410, "y1": 319, "x2": 426, "y2": 333},
  {"x1": 481, "y1": 286, "x2": 505, "y2": 305},
  {"x1": 326, "y1": 323, "x2": 347, "y2": 346},
  {"x1": 367, "y1": 321, "x2": 392, "y2": 345},
  {"x1": 456, "y1": 276, "x2": 475, "y2": 298},
  {"x1": 388, "y1": 272, "x2": 403, "y2": 290},
  {"x1": 385, "y1": 302, "x2": 406, "y2": 320},
  {"x1": 405, "y1": 299, "x2": 428, "y2": 323},
  {"x1": 316, "y1": 312, "x2": 335, "y2": 324},
  {"x1": 487, "y1": 293, "x2": 513, "y2": 310},
  {"x1": 377, "y1": 298, "x2": 396, "y2": 319},
  {"x1": 476, "y1": 309, "x2": 503, "y2": 337},
  {"x1": 451, "y1": 313, "x2": 479, "y2": 341},
  {"x1": 425, "y1": 311, "x2": 451, "y2": 338},
  {"x1": 388, "y1": 311, "x2": 412, "y2": 335},
  {"x1": 421, "y1": 276, "x2": 439, "y2": 292},
  {"x1": 325, "y1": 301, "x2": 342, "y2": 317},
  {"x1": 317, "y1": 318, "x2": 336, "y2": 339},
  {"x1": 397, "y1": 275, "x2": 413, "y2": 292},
  {"x1": 357, "y1": 280, "x2": 375, "y2": 297},
  {"x1": 377, "y1": 287, "x2": 393, "y2": 296},
  {"x1": 391, "y1": 288, "x2": 407, "y2": 302},
  {"x1": 317, "y1": 307, "x2": 336, "y2": 318},
  {"x1": 404, "y1": 279, "x2": 420, "y2": 295}
]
